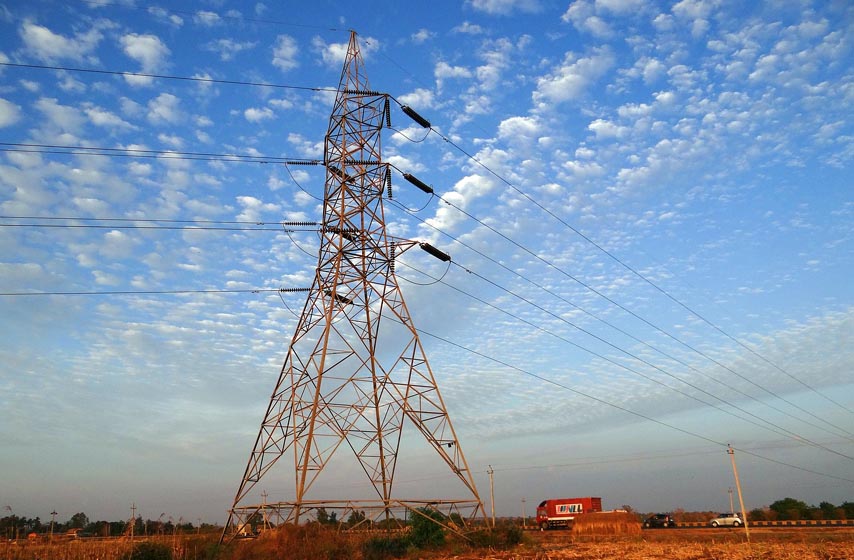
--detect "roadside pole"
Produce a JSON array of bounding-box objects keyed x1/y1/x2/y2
[{"x1": 727, "y1": 445, "x2": 750, "y2": 542}]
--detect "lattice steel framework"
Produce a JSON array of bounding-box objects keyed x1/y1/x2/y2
[{"x1": 221, "y1": 31, "x2": 484, "y2": 540}]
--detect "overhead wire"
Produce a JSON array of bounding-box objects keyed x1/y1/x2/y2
[
  {"x1": 395, "y1": 256, "x2": 854, "y2": 460},
  {"x1": 384, "y1": 198, "x2": 851, "y2": 443},
  {"x1": 4, "y1": 25, "x2": 848, "y2": 482},
  {"x1": 388, "y1": 96, "x2": 854, "y2": 419},
  {"x1": 0, "y1": 62, "x2": 338, "y2": 93},
  {"x1": 0, "y1": 142, "x2": 322, "y2": 165},
  {"x1": 0, "y1": 288, "x2": 310, "y2": 296},
  {"x1": 387, "y1": 179, "x2": 854, "y2": 440},
  {"x1": 400, "y1": 317, "x2": 854, "y2": 484}
]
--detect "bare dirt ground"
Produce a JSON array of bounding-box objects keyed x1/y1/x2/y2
[{"x1": 430, "y1": 527, "x2": 854, "y2": 560}]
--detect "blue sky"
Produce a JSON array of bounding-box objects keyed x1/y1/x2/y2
[{"x1": 1, "y1": 0, "x2": 852, "y2": 525}]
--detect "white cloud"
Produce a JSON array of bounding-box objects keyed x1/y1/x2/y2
[
  {"x1": 235, "y1": 196, "x2": 280, "y2": 222},
  {"x1": 193, "y1": 11, "x2": 221, "y2": 26},
  {"x1": 19, "y1": 21, "x2": 103, "y2": 62},
  {"x1": 452, "y1": 22, "x2": 485, "y2": 35},
  {"x1": 411, "y1": 29, "x2": 435, "y2": 44},
  {"x1": 311, "y1": 36, "x2": 379, "y2": 68},
  {"x1": 148, "y1": 7, "x2": 183, "y2": 27},
  {"x1": 467, "y1": 0, "x2": 540, "y2": 15},
  {"x1": 435, "y1": 61, "x2": 473, "y2": 90},
  {"x1": 83, "y1": 104, "x2": 137, "y2": 130},
  {"x1": 272, "y1": 35, "x2": 299, "y2": 71},
  {"x1": 0, "y1": 98, "x2": 21, "y2": 128},
  {"x1": 397, "y1": 88, "x2": 435, "y2": 109},
  {"x1": 244, "y1": 107, "x2": 275, "y2": 122},
  {"x1": 596, "y1": 0, "x2": 645, "y2": 13},
  {"x1": 35, "y1": 97, "x2": 86, "y2": 133},
  {"x1": 120, "y1": 33, "x2": 170, "y2": 86},
  {"x1": 497, "y1": 115, "x2": 542, "y2": 140},
  {"x1": 533, "y1": 48, "x2": 614, "y2": 108},
  {"x1": 205, "y1": 39, "x2": 257, "y2": 61},
  {"x1": 562, "y1": 0, "x2": 612, "y2": 37},
  {"x1": 147, "y1": 93, "x2": 182, "y2": 125},
  {"x1": 157, "y1": 133, "x2": 184, "y2": 148}
]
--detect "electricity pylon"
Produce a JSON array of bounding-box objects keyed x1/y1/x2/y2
[{"x1": 222, "y1": 31, "x2": 484, "y2": 540}]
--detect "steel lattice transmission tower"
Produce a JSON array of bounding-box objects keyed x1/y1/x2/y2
[{"x1": 222, "y1": 31, "x2": 484, "y2": 539}]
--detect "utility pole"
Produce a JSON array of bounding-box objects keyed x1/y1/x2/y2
[
  {"x1": 50, "y1": 510, "x2": 57, "y2": 540},
  {"x1": 521, "y1": 498, "x2": 526, "y2": 528},
  {"x1": 130, "y1": 503, "x2": 136, "y2": 543},
  {"x1": 728, "y1": 487, "x2": 734, "y2": 513},
  {"x1": 488, "y1": 465, "x2": 495, "y2": 529},
  {"x1": 727, "y1": 445, "x2": 750, "y2": 542}
]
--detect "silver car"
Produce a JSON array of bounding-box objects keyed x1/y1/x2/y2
[{"x1": 709, "y1": 512, "x2": 742, "y2": 527}]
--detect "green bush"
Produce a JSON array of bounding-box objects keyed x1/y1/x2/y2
[
  {"x1": 467, "y1": 525, "x2": 524, "y2": 549},
  {"x1": 120, "y1": 542, "x2": 172, "y2": 560},
  {"x1": 409, "y1": 507, "x2": 445, "y2": 548},
  {"x1": 362, "y1": 536, "x2": 409, "y2": 560}
]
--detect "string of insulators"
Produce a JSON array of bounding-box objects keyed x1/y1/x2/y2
[
  {"x1": 384, "y1": 97, "x2": 392, "y2": 128},
  {"x1": 386, "y1": 168, "x2": 393, "y2": 199},
  {"x1": 401, "y1": 105, "x2": 431, "y2": 129},
  {"x1": 324, "y1": 225, "x2": 357, "y2": 242},
  {"x1": 419, "y1": 242, "x2": 451, "y2": 262},
  {"x1": 324, "y1": 288, "x2": 353, "y2": 305},
  {"x1": 328, "y1": 165, "x2": 354, "y2": 182},
  {"x1": 390, "y1": 244, "x2": 396, "y2": 274},
  {"x1": 403, "y1": 173, "x2": 433, "y2": 194},
  {"x1": 341, "y1": 159, "x2": 380, "y2": 165},
  {"x1": 342, "y1": 89, "x2": 383, "y2": 96},
  {"x1": 279, "y1": 221, "x2": 320, "y2": 227}
]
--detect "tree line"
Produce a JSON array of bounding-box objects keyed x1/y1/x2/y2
[{"x1": 1, "y1": 511, "x2": 219, "y2": 540}]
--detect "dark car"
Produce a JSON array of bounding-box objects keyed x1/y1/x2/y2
[{"x1": 643, "y1": 513, "x2": 677, "y2": 528}]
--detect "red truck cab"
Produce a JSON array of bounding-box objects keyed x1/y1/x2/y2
[{"x1": 536, "y1": 497, "x2": 602, "y2": 529}]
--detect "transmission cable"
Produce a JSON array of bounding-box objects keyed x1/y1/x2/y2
[
  {"x1": 0, "y1": 142, "x2": 322, "y2": 165},
  {"x1": 395, "y1": 258, "x2": 854, "y2": 460},
  {"x1": 388, "y1": 167, "x2": 854, "y2": 439},
  {"x1": 0, "y1": 62, "x2": 337, "y2": 92},
  {"x1": 390, "y1": 97, "x2": 853, "y2": 418},
  {"x1": 385, "y1": 198, "x2": 850, "y2": 443},
  {"x1": 403, "y1": 319, "x2": 854, "y2": 484},
  {"x1": 0, "y1": 288, "x2": 309, "y2": 296}
]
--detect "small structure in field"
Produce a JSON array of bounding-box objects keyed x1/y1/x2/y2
[{"x1": 571, "y1": 511, "x2": 641, "y2": 535}]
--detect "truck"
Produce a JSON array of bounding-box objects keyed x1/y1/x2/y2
[{"x1": 535, "y1": 497, "x2": 602, "y2": 529}]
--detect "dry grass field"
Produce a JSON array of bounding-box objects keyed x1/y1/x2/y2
[{"x1": 1, "y1": 526, "x2": 852, "y2": 560}]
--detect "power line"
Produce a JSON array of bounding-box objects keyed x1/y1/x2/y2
[
  {"x1": 0, "y1": 223, "x2": 317, "y2": 232},
  {"x1": 0, "y1": 288, "x2": 309, "y2": 297},
  {"x1": 387, "y1": 197, "x2": 851, "y2": 443},
  {"x1": 389, "y1": 180, "x2": 854, "y2": 440},
  {"x1": 0, "y1": 142, "x2": 322, "y2": 165},
  {"x1": 395, "y1": 258, "x2": 854, "y2": 460},
  {"x1": 391, "y1": 97, "x2": 853, "y2": 418},
  {"x1": 0, "y1": 62, "x2": 337, "y2": 92},
  {"x1": 407, "y1": 320, "x2": 854, "y2": 484},
  {"x1": 0, "y1": 215, "x2": 320, "y2": 226}
]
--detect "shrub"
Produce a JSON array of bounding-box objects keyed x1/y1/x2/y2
[
  {"x1": 467, "y1": 525, "x2": 524, "y2": 549},
  {"x1": 362, "y1": 536, "x2": 409, "y2": 560},
  {"x1": 120, "y1": 542, "x2": 172, "y2": 560},
  {"x1": 409, "y1": 508, "x2": 445, "y2": 548}
]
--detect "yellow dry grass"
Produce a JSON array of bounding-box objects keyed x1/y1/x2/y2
[{"x1": 570, "y1": 511, "x2": 642, "y2": 536}]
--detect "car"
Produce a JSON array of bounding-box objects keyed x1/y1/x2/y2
[
  {"x1": 709, "y1": 512, "x2": 742, "y2": 527},
  {"x1": 643, "y1": 513, "x2": 676, "y2": 528}
]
